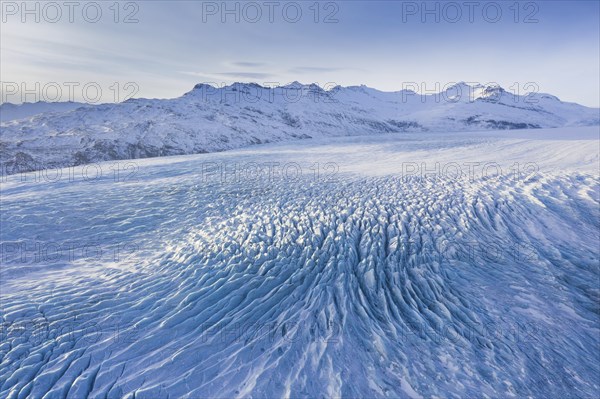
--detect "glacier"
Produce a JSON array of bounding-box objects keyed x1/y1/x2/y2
[{"x1": 1, "y1": 127, "x2": 598, "y2": 398}]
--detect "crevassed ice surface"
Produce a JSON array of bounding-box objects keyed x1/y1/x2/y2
[{"x1": 1, "y1": 128, "x2": 599, "y2": 398}]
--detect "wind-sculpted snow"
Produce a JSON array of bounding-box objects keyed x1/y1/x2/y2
[
  {"x1": 1, "y1": 82, "x2": 599, "y2": 174},
  {"x1": 1, "y1": 130, "x2": 599, "y2": 398}
]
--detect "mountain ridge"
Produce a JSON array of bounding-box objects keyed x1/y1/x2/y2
[{"x1": 1, "y1": 82, "x2": 598, "y2": 174}]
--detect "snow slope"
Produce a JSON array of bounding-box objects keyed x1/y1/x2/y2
[
  {"x1": 1, "y1": 127, "x2": 598, "y2": 398},
  {"x1": 0, "y1": 102, "x2": 86, "y2": 123},
  {"x1": 1, "y1": 82, "x2": 598, "y2": 174}
]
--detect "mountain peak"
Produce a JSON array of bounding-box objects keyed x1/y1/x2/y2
[{"x1": 192, "y1": 83, "x2": 216, "y2": 90}]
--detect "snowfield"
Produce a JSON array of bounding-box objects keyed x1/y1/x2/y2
[{"x1": 1, "y1": 127, "x2": 599, "y2": 398}]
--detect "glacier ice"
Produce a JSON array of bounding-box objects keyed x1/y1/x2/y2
[{"x1": 0, "y1": 128, "x2": 599, "y2": 398}]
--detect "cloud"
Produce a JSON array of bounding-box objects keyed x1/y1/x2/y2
[
  {"x1": 289, "y1": 66, "x2": 365, "y2": 74},
  {"x1": 229, "y1": 62, "x2": 266, "y2": 68},
  {"x1": 178, "y1": 71, "x2": 272, "y2": 81},
  {"x1": 215, "y1": 72, "x2": 272, "y2": 79}
]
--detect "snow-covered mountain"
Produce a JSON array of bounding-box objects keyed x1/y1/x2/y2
[
  {"x1": 0, "y1": 101, "x2": 86, "y2": 123},
  {"x1": 1, "y1": 82, "x2": 598, "y2": 174}
]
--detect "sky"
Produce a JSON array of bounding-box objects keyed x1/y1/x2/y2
[{"x1": 1, "y1": 0, "x2": 599, "y2": 106}]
